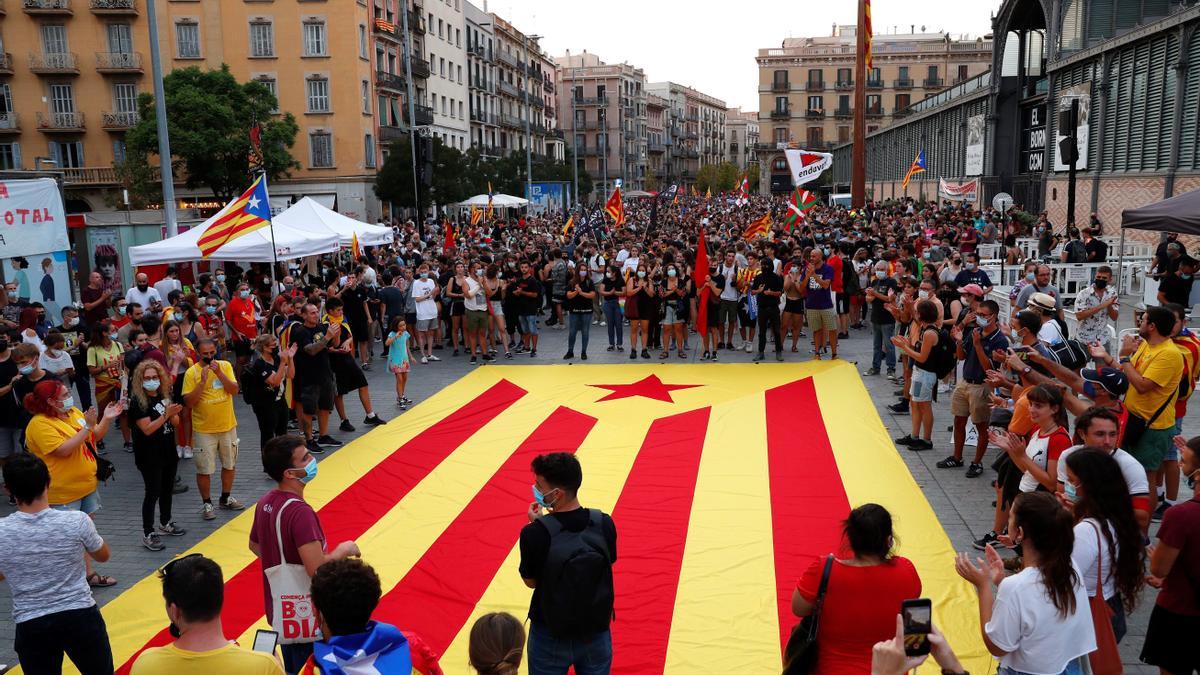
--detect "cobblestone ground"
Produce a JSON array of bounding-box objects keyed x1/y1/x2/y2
[{"x1": 0, "y1": 301, "x2": 1180, "y2": 672}]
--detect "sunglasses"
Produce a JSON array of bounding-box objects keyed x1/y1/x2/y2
[{"x1": 158, "y1": 552, "x2": 202, "y2": 580}]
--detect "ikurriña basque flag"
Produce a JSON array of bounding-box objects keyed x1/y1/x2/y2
[{"x1": 59, "y1": 363, "x2": 988, "y2": 675}]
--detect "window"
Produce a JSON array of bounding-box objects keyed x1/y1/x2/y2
[
  {"x1": 306, "y1": 77, "x2": 330, "y2": 113},
  {"x1": 838, "y1": 94, "x2": 850, "y2": 111},
  {"x1": 107, "y1": 24, "x2": 133, "y2": 54},
  {"x1": 807, "y1": 96, "x2": 822, "y2": 111},
  {"x1": 113, "y1": 83, "x2": 138, "y2": 113},
  {"x1": 249, "y1": 21, "x2": 274, "y2": 58},
  {"x1": 457, "y1": 65, "x2": 462, "y2": 83},
  {"x1": 807, "y1": 68, "x2": 822, "y2": 84},
  {"x1": 957, "y1": 64, "x2": 969, "y2": 82},
  {"x1": 898, "y1": 66, "x2": 909, "y2": 80},
  {"x1": 837, "y1": 68, "x2": 851, "y2": 85},
  {"x1": 50, "y1": 141, "x2": 83, "y2": 168},
  {"x1": 50, "y1": 83, "x2": 75, "y2": 114},
  {"x1": 441, "y1": 97, "x2": 447, "y2": 115},
  {"x1": 894, "y1": 93, "x2": 910, "y2": 109},
  {"x1": 0, "y1": 84, "x2": 11, "y2": 115},
  {"x1": 358, "y1": 25, "x2": 367, "y2": 59},
  {"x1": 458, "y1": 101, "x2": 463, "y2": 119},
  {"x1": 438, "y1": 18, "x2": 443, "y2": 38},
  {"x1": 773, "y1": 127, "x2": 787, "y2": 144},
  {"x1": 772, "y1": 69, "x2": 788, "y2": 88},
  {"x1": 869, "y1": 67, "x2": 881, "y2": 83},
  {"x1": 927, "y1": 65, "x2": 938, "y2": 80},
  {"x1": 439, "y1": 57, "x2": 445, "y2": 77},
  {"x1": 310, "y1": 131, "x2": 333, "y2": 167},
  {"x1": 364, "y1": 134, "x2": 376, "y2": 168},
  {"x1": 0, "y1": 143, "x2": 20, "y2": 170},
  {"x1": 113, "y1": 139, "x2": 126, "y2": 165},
  {"x1": 837, "y1": 126, "x2": 850, "y2": 143},
  {"x1": 258, "y1": 77, "x2": 278, "y2": 112},
  {"x1": 361, "y1": 80, "x2": 370, "y2": 113},
  {"x1": 302, "y1": 21, "x2": 327, "y2": 57},
  {"x1": 455, "y1": 28, "x2": 461, "y2": 47},
  {"x1": 866, "y1": 94, "x2": 881, "y2": 111},
  {"x1": 806, "y1": 127, "x2": 823, "y2": 145},
  {"x1": 774, "y1": 96, "x2": 788, "y2": 113},
  {"x1": 41, "y1": 24, "x2": 68, "y2": 55},
  {"x1": 176, "y1": 22, "x2": 200, "y2": 58}
]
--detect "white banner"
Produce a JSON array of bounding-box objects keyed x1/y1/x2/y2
[
  {"x1": 1054, "y1": 82, "x2": 1091, "y2": 172},
  {"x1": 783, "y1": 149, "x2": 833, "y2": 187},
  {"x1": 965, "y1": 114, "x2": 985, "y2": 176},
  {"x1": 0, "y1": 178, "x2": 69, "y2": 259},
  {"x1": 938, "y1": 178, "x2": 979, "y2": 202}
]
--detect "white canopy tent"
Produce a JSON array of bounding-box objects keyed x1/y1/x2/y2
[
  {"x1": 457, "y1": 193, "x2": 528, "y2": 207},
  {"x1": 128, "y1": 208, "x2": 340, "y2": 266},
  {"x1": 272, "y1": 197, "x2": 394, "y2": 247}
]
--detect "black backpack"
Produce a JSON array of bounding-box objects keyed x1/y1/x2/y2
[
  {"x1": 925, "y1": 327, "x2": 958, "y2": 380},
  {"x1": 536, "y1": 509, "x2": 615, "y2": 639},
  {"x1": 241, "y1": 356, "x2": 265, "y2": 406},
  {"x1": 1046, "y1": 338, "x2": 1089, "y2": 372}
]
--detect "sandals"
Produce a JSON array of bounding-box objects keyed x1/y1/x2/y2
[
  {"x1": 790, "y1": 346, "x2": 799, "y2": 353},
  {"x1": 87, "y1": 572, "x2": 117, "y2": 588},
  {"x1": 678, "y1": 350, "x2": 687, "y2": 359},
  {"x1": 659, "y1": 351, "x2": 670, "y2": 359}
]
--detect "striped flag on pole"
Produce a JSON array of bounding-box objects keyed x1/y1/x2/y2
[
  {"x1": 901, "y1": 150, "x2": 926, "y2": 189},
  {"x1": 196, "y1": 175, "x2": 272, "y2": 259}
]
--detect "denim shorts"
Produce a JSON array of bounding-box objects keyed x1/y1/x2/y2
[
  {"x1": 909, "y1": 367, "x2": 937, "y2": 402},
  {"x1": 519, "y1": 315, "x2": 539, "y2": 335},
  {"x1": 52, "y1": 490, "x2": 101, "y2": 515}
]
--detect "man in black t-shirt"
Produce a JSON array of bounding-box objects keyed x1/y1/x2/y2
[
  {"x1": 750, "y1": 259, "x2": 785, "y2": 362},
  {"x1": 865, "y1": 260, "x2": 899, "y2": 377},
  {"x1": 0, "y1": 337, "x2": 22, "y2": 471},
  {"x1": 288, "y1": 303, "x2": 338, "y2": 455},
  {"x1": 518, "y1": 453, "x2": 616, "y2": 673},
  {"x1": 338, "y1": 272, "x2": 372, "y2": 368},
  {"x1": 511, "y1": 262, "x2": 543, "y2": 356},
  {"x1": 56, "y1": 306, "x2": 92, "y2": 410},
  {"x1": 1082, "y1": 228, "x2": 1107, "y2": 262}
]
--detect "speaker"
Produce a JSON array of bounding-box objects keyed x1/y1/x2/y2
[
  {"x1": 1058, "y1": 136, "x2": 1079, "y2": 166},
  {"x1": 1057, "y1": 99, "x2": 1078, "y2": 135}
]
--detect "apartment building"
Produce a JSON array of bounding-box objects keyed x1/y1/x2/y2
[
  {"x1": 422, "y1": 0, "x2": 468, "y2": 150},
  {"x1": 489, "y1": 13, "x2": 560, "y2": 163},
  {"x1": 726, "y1": 107, "x2": 759, "y2": 170},
  {"x1": 371, "y1": 0, "x2": 429, "y2": 177},
  {"x1": 646, "y1": 93, "x2": 667, "y2": 186},
  {"x1": 756, "y1": 25, "x2": 991, "y2": 192},
  {"x1": 464, "y1": 2, "x2": 497, "y2": 156},
  {"x1": 556, "y1": 51, "x2": 647, "y2": 197},
  {"x1": 647, "y1": 81, "x2": 727, "y2": 187}
]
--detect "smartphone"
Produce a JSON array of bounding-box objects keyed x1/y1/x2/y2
[
  {"x1": 252, "y1": 629, "x2": 278, "y2": 654},
  {"x1": 901, "y1": 598, "x2": 932, "y2": 657}
]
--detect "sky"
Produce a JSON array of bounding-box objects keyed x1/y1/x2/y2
[{"x1": 485, "y1": 0, "x2": 999, "y2": 111}]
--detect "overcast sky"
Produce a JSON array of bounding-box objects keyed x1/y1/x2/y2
[{"x1": 483, "y1": 0, "x2": 998, "y2": 111}]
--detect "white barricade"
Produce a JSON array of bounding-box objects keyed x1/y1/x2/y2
[{"x1": 977, "y1": 243, "x2": 1002, "y2": 261}]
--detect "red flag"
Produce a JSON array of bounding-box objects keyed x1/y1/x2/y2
[
  {"x1": 695, "y1": 224, "x2": 710, "y2": 338},
  {"x1": 443, "y1": 221, "x2": 454, "y2": 252},
  {"x1": 605, "y1": 186, "x2": 626, "y2": 226}
]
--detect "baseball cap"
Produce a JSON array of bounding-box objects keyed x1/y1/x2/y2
[
  {"x1": 1081, "y1": 367, "x2": 1129, "y2": 399},
  {"x1": 960, "y1": 283, "x2": 985, "y2": 298},
  {"x1": 1029, "y1": 292, "x2": 1057, "y2": 313}
]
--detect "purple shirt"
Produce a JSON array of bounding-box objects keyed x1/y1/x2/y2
[
  {"x1": 805, "y1": 264, "x2": 835, "y2": 310},
  {"x1": 249, "y1": 488, "x2": 326, "y2": 623}
]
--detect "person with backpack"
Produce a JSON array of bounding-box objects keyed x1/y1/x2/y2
[
  {"x1": 519, "y1": 452, "x2": 616, "y2": 675},
  {"x1": 892, "y1": 300, "x2": 948, "y2": 451}
]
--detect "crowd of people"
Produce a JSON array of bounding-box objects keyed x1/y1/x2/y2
[{"x1": 0, "y1": 192, "x2": 1196, "y2": 674}]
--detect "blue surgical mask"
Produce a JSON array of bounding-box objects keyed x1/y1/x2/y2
[
  {"x1": 667, "y1": 268, "x2": 677, "y2": 278},
  {"x1": 296, "y1": 458, "x2": 318, "y2": 484},
  {"x1": 144, "y1": 379, "x2": 161, "y2": 392},
  {"x1": 532, "y1": 484, "x2": 557, "y2": 509},
  {"x1": 216, "y1": 274, "x2": 226, "y2": 283},
  {"x1": 1182, "y1": 274, "x2": 1193, "y2": 280},
  {"x1": 110, "y1": 332, "x2": 120, "y2": 342},
  {"x1": 637, "y1": 271, "x2": 647, "y2": 279},
  {"x1": 1026, "y1": 272, "x2": 1036, "y2": 282},
  {"x1": 976, "y1": 316, "x2": 989, "y2": 327},
  {"x1": 875, "y1": 270, "x2": 886, "y2": 279},
  {"x1": 420, "y1": 272, "x2": 429, "y2": 280},
  {"x1": 239, "y1": 290, "x2": 250, "y2": 299},
  {"x1": 17, "y1": 364, "x2": 33, "y2": 375},
  {"x1": 117, "y1": 306, "x2": 127, "y2": 316},
  {"x1": 59, "y1": 396, "x2": 74, "y2": 412},
  {"x1": 1064, "y1": 481, "x2": 1079, "y2": 503},
  {"x1": 206, "y1": 306, "x2": 218, "y2": 314}
]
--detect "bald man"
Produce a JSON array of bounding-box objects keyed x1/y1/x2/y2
[{"x1": 126, "y1": 272, "x2": 162, "y2": 310}]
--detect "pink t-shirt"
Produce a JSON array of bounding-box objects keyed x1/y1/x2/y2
[{"x1": 249, "y1": 488, "x2": 326, "y2": 623}]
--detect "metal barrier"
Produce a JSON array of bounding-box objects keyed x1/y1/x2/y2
[{"x1": 989, "y1": 286, "x2": 1116, "y2": 352}]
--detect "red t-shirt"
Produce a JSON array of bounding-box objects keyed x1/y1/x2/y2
[
  {"x1": 796, "y1": 556, "x2": 922, "y2": 674},
  {"x1": 249, "y1": 489, "x2": 326, "y2": 623},
  {"x1": 1156, "y1": 497, "x2": 1200, "y2": 617},
  {"x1": 828, "y1": 255, "x2": 845, "y2": 293},
  {"x1": 227, "y1": 296, "x2": 258, "y2": 341}
]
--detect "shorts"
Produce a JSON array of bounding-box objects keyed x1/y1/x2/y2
[
  {"x1": 51, "y1": 490, "x2": 101, "y2": 515},
  {"x1": 1140, "y1": 604, "x2": 1200, "y2": 673},
  {"x1": 910, "y1": 367, "x2": 938, "y2": 403},
  {"x1": 806, "y1": 308, "x2": 837, "y2": 333},
  {"x1": 1129, "y1": 425, "x2": 1174, "y2": 471},
  {"x1": 738, "y1": 304, "x2": 755, "y2": 329},
  {"x1": 0, "y1": 426, "x2": 22, "y2": 458},
  {"x1": 331, "y1": 358, "x2": 368, "y2": 396},
  {"x1": 489, "y1": 301, "x2": 504, "y2": 317},
  {"x1": 465, "y1": 309, "x2": 488, "y2": 332},
  {"x1": 719, "y1": 299, "x2": 739, "y2": 324},
  {"x1": 662, "y1": 305, "x2": 682, "y2": 325},
  {"x1": 192, "y1": 429, "x2": 238, "y2": 475},
  {"x1": 706, "y1": 304, "x2": 721, "y2": 327},
  {"x1": 783, "y1": 298, "x2": 804, "y2": 314},
  {"x1": 836, "y1": 292, "x2": 850, "y2": 315},
  {"x1": 450, "y1": 303, "x2": 465, "y2": 317},
  {"x1": 389, "y1": 361, "x2": 410, "y2": 374},
  {"x1": 519, "y1": 315, "x2": 539, "y2": 335},
  {"x1": 298, "y1": 378, "x2": 335, "y2": 415},
  {"x1": 951, "y1": 381, "x2": 991, "y2": 424},
  {"x1": 404, "y1": 312, "x2": 418, "y2": 327},
  {"x1": 415, "y1": 318, "x2": 437, "y2": 332},
  {"x1": 349, "y1": 319, "x2": 369, "y2": 341}
]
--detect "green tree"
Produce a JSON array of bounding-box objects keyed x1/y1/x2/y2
[
  {"x1": 643, "y1": 172, "x2": 660, "y2": 192},
  {"x1": 374, "y1": 135, "x2": 472, "y2": 208},
  {"x1": 715, "y1": 162, "x2": 740, "y2": 192},
  {"x1": 695, "y1": 165, "x2": 718, "y2": 193},
  {"x1": 123, "y1": 65, "x2": 299, "y2": 204},
  {"x1": 747, "y1": 163, "x2": 761, "y2": 192}
]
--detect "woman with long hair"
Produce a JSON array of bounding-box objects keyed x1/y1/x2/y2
[
  {"x1": 563, "y1": 263, "x2": 596, "y2": 361},
  {"x1": 445, "y1": 260, "x2": 468, "y2": 356},
  {"x1": 1063, "y1": 447, "x2": 1145, "y2": 642},
  {"x1": 956, "y1": 491, "x2": 1095, "y2": 674},
  {"x1": 469, "y1": 612, "x2": 524, "y2": 675},
  {"x1": 791, "y1": 503, "x2": 921, "y2": 672},
  {"x1": 892, "y1": 299, "x2": 941, "y2": 451},
  {"x1": 599, "y1": 265, "x2": 624, "y2": 352},
  {"x1": 85, "y1": 321, "x2": 125, "y2": 452},
  {"x1": 128, "y1": 360, "x2": 185, "y2": 551},
  {"x1": 658, "y1": 261, "x2": 690, "y2": 359},
  {"x1": 265, "y1": 294, "x2": 293, "y2": 338},
  {"x1": 626, "y1": 262, "x2": 653, "y2": 360},
  {"x1": 162, "y1": 321, "x2": 195, "y2": 458},
  {"x1": 481, "y1": 263, "x2": 510, "y2": 359}
]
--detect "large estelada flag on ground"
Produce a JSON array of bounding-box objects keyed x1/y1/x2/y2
[
  {"x1": 60, "y1": 363, "x2": 987, "y2": 675},
  {"x1": 196, "y1": 175, "x2": 272, "y2": 259}
]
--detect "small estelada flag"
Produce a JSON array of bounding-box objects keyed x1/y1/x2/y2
[
  {"x1": 196, "y1": 175, "x2": 272, "y2": 259},
  {"x1": 562, "y1": 214, "x2": 575, "y2": 237},
  {"x1": 470, "y1": 206, "x2": 483, "y2": 226}
]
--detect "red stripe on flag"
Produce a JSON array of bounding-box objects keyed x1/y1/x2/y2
[
  {"x1": 373, "y1": 406, "x2": 598, "y2": 653},
  {"x1": 116, "y1": 379, "x2": 528, "y2": 673},
  {"x1": 609, "y1": 407, "x2": 711, "y2": 673},
  {"x1": 765, "y1": 378, "x2": 852, "y2": 652}
]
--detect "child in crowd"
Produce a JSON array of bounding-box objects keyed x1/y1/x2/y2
[{"x1": 385, "y1": 317, "x2": 413, "y2": 409}]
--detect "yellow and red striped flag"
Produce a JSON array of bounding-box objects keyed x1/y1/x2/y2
[
  {"x1": 351, "y1": 232, "x2": 362, "y2": 260},
  {"x1": 80, "y1": 363, "x2": 989, "y2": 675},
  {"x1": 195, "y1": 175, "x2": 272, "y2": 259},
  {"x1": 742, "y1": 212, "x2": 772, "y2": 240},
  {"x1": 864, "y1": 0, "x2": 874, "y2": 70},
  {"x1": 470, "y1": 205, "x2": 483, "y2": 226},
  {"x1": 562, "y1": 214, "x2": 575, "y2": 237},
  {"x1": 605, "y1": 185, "x2": 625, "y2": 227}
]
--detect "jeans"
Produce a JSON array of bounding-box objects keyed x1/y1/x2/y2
[
  {"x1": 757, "y1": 307, "x2": 782, "y2": 355},
  {"x1": 872, "y1": 321, "x2": 897, "y2": 371},
  {"x1": 999, "y1": 659, "x2": 1083, "y2": 675},
  {"x1": 280, "y1": 641, "x2": 315, "y2": 675},
  {"x1": 527, "y1": 621, "x2": 612, "y2": 675},
  {"x1": 135, "y1": 446, "x2": 178, "y2": 536},
  {"x1": 567, "y1": 313, "x2": 591, "y2": 354},
  {"x1": 602, "y1": 300, "x2": 623, "y2": 346},
  {"x1": 14, "y1": 605, "x2": 113, "y2": 675}
]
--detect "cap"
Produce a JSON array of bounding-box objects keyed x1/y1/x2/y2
[
  {"x1": 961, "y1": 283, "x2": 985, "y2": 298},
  {"x1": 1029, "y1": 292, "x2": 1057, "y2": 313},
  {"x1": 1081, "y1": 367, "x2": 1129, "y2": 398}
]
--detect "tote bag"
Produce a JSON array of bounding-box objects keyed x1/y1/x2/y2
[{"x1": 266, "y1": 498, "x2": 320, "y2": 645}]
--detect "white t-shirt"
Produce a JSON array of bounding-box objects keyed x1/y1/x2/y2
[
  {"x1": 1019, "y1": 427, "x2": 1071, "y2": 493},
  {"x1": 1072, "y1": 518, "x2": 1119, "y2": 600},
  {"x1": 125, "y1": 285, "x2": 162, "y2": 309},
  {"x1": 153, "y1": 277, "x2": 181, "y2": 301},
  {"x1": 462, "y1": 276, "x2": 487, "y2": 312},
  {"x1": 0, "y1": 509, "x2": 105, "y2": 624},
  {"x1": 588, "y1": 256, "x2": 606, "y2": 284},
  {"x1": 39, "y1": 349, "x2": 74, "y2": 377},
  {"x1": 411, "y1": 278, "x2": 438, "y2": 320},
  {"x1": 720, "y1": 264, "x2": 740, "y2": 301},
  {"x1": 615, "y1": 248, "x2": 630, "y2": 264},
  {"x1": 1056, "y1": 445, "x2": 1149, "y2": 497},
  {"x1": 1038, "y1": 318, "x2": 1065, "y2": 346},
  {"x1": 621, "y1": 256, "x2": 640, "y2": 275},
  {"x1": 986, "y1": 564, "x2": 1096, "y2": 674}
]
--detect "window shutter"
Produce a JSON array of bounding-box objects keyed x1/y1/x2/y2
[{"x1": 1182, "y1": 30, "x2": 1200, "y2": 171}]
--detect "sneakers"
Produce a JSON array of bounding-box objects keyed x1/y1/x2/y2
[
  {"x1": 306, "y1": 439, "x2": 326, "y2": 455},
  {"x1": 886, "y1": 369, "x2": 896, "y2": 380},
  {"x1": 895, "y1": 434, "x2": 918, "y2": 446},
  {"x1": 421, "y1": 356, "x2": 429, "y2": 364},
  {"x1": 220, "y1": 496, "x2": 245, "y2": 511},
  {"x1": 936, "y1": 456, "x2": 964, "y2": 469},
  {"x1": 581, "y1": 353, "x2": 588, "y2": 360},
  {"x1": 743, "y1": 343, "x2": 752, "y2": 353},
  {"x1": 363, "y1": 414, "x2": 386, "y2": 427},
  {"x1": 427, "y1": 354, "x2": 441, "y2": 362},
  {"x1": 470, "y1": 356, "x2": 478, "y2": 365},
  {"x1": 753, "y1": 353, "x2": 766, "y2": 362},
  {"x1": 717, "y1": 342, "x2": 726, "y2": 349},
  {"x1": 864, "y1": 368, "x2": 880, "y2": 376},
  {"x1": 317, "y1": 435, "x2": 342, "y2": 447},
  {"x1": 775, "y1": 352, "x2": 785, "y2": 362},
  {"x1": 339, "y1": 419, "x2": 356, "y2": 433},
  {"x1": 1152, "y1": 501, "x2": 1172, "y2": 522},
  {"x1": 973, "y1": 531, "x2": 1007, "y2": 551},
  {"x1": 504, "y1": 351, "x2": 513, "y2": 359},
  {"x1": 966, "y1": 463, "x2": 984, "y2": 478},
  {"x1": 630, "y1": 350, "x2": 638, "y2": 360},
  {"x1": 701, "y1": 351, "x2": 710, "y2": 361},
  {"x1": 142, "y1": 532, "x2": 166, "y2": 551},
  {"x1": 400, "y1": 396, "x2": 413, "y2": 406},
  {"x1": 902, "y1": 438, "x2": 932, "y2": 451},
  {"x1": 563, "y1": 352, "x2": 574, "y2": 360},
  {"x1": 887, "y1": 402, "x2": 909, "y2": 415},
  {"x1": 530, "y1": 349, "x2": 538, "y2": 357},
  {"x1": 157, "y1": 522, "x2": 186, "y2": 536},
  {"x1": 201, "y1": 503, "x2": 216, "y2": 520},
  {"x1": 172, "y1": 477, "x2": 189, "y2": 494}
]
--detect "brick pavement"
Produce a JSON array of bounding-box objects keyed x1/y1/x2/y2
[{"x1": 0, "y1": 301, "x2": 1181, "y2": 673}]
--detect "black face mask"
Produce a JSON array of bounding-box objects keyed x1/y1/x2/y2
[
  {"x1": 1094, "y1": 278, "x2": 1108, "y2": 289},
  {"x1": 0, "y1": 340, "x2": 8, "y2": 352},
  {"x1": 201, "y1": 355, "x2": 214, "y2": 365}
]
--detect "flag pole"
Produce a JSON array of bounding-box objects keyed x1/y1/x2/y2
[
  {"x1": 260, "y1": 172, "x2": 279, "y2": 299},
  {"x1": 851, "y1": 0, "x2": 868, "y2": 209}
]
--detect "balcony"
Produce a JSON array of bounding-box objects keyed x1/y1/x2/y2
[
  {"x1": 90, "y1": 0, "x2": 134, "y2": 13},
  {"x1": 648, "y1": 142, "x2": 665, "y2": 153},
  {"x1": 574, "y1": 120, "x2": 606, "y2": 131},
  {"x1": 0, "y1": 53, "x2": 12, "y2": 75},
  {"x1": 865, "y1": 106, "x2": 884, "y2": 117},
  {"x1": 866, "y1": 78, "x2": 883, "y2": 89},
  {"x1": 376, "y1": 70, "x2": 405, "y2": 92},
  {"x1": 685, "y1": 131, "x2": 699, "y2": 140},
  {"x1": 372, "y1": 18, "x2": 400, "y2": 42},
  {"x1": 496, "y1": 50, "x2": 521, "y2": 70},
  {"x1": 36, "y1": 111, "x2": 84, "y2": 131},
  {"x1": 23, "y1": 0, "x2": 70, "y2": 14},
  {"x1": 379, "y1": 125, "x2": 406, "y2": 142},
  {"x1": 467, "y1": 43, "x2": 488, "y2": 60},
  {"x1": 408, "y1": 10, "x2": 424, "y2": 34},
  {"x1": 0, "y1": 112, "x2": 20, "y2": 133},
  {"x1": 62, "y1": 166, "x2": 140, "y2": 186},
  {"x1": 477, "y1": 144, "x2": 505, "y2": 157},
  {"x1": 805, "y1": 81, "x2": 825, "y2": 92},
  {"x1": 769, "y1": 108, "x2": 790, "y2": 119},
  {"x1": 805, "y1": 109, "x2": 825, "y2": 119},
  {"x1": 524, "y1": 93, "x2": 543, "y2": 109},
  {"x1": 100, "y1": 110, "x2": 138, "y2": 129},
  {"x1": 499, "y1": 113, "x2": 522, "y2": 129},
  {"x1": 29, "y1": 52, "x2": 78, "y2": 74},
  {"x1": 771, "y1": 80, "x2": 789, "y2": 92},
  {"x1": 893, "y1": 78, "x2": 913, "y2": 89},
  {"x1": 410, "y1": 104, "x2": 433, "y2": 126},
  {"x1": 95, "y1": 51, "x2": 142, "y2": 73},
  {"x1": 408, "y1": 55, "x2": 430, "y2": 79},
  {"x1": 833, "y1": 106, "x2": 852, "y2": 118},
  {"x1": 684, "y1": 149, "x2": 699, "y2": 159},
  {"x1": 578, "y1": 146, "x2": 605, "y2": 157},
  {"x1": 922, "y1": 77, "x2": 944, "y2": 88},
  {"x1": 835, "y1": 80, "x2": 854, "y2": 90},
  {"x1": 575, "y1": 95, "x2": 607, "y2": 107},
  {"x1": 893, "y1": 107, "x2": 912, "y2": 118},
  {"x1": 543, "y1": 77, "x2": 553, "y2": 93}
]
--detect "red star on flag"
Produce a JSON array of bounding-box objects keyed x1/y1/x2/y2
[{"x1": 589, "y1": 375, "x2": 702, "y2": 403}]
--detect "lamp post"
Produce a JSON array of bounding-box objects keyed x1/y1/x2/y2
[
  {"x1": 521, "y1": 33, "x2": 542, "y2": 207},
  {"x1": 146, "y1": 0, "x2": 178, "y2": 236},
  {"x1": 400, "y1": 2, "x2": 421, "y2": 230}
]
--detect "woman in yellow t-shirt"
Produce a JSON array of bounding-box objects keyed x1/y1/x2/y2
[{"x1": 24, "y1": 378, "x2": 125, "y2": 587}]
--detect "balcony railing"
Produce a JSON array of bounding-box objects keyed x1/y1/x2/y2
[
  {"x1": 36, "y1": 111, "x2": 84, "y2": 131},
  {"x1": 379, "y1": 125, "x2": 405, "y2": 142},
  {"x1": 833, "y1": 106, "x2": 852, "y2": 118},
  {"x1": 95, "y1": 51, "x2": 142, "y2": 72},
  {"x1": 866, "y1": 78, "x2": 883, "y2": 89},
  {"x1": 648, "y1": 142, "x2": 665, "y2": 153},
  {"x1": 893, "y1": 78, "x2": 913, "y2": 89},
  {"x1": 100, "y1": 110, "x2": 138, "y2": 129},
  {"x1": 771, "y1": 80, "x2": 789, "y2": 92},
  {"x1": 578, "y1": 146, "x2": 605, "y2": 157},
  {"x1": 805, "y1": 109, "x2": 825, "y2": 119},
  {"x1": 467, "y1": 43, "x2": 488, "y2": 59},
  {"x1": 497, "y1": 80, "x2": 520, "y2": 98},
  {"x1": 865, "y1": 106, "x2": 884, "y2": 117},
  {"x1": 543, "y1": 77, "x2": 553, "y2": 93},
  {"x1": 376, "y1": 70, "x2": 404, "y2": 92},
  {"x1": 0, "y1": 112, "x2": 20, "y2": 133},
  {"x1": 408, "y1": 10, "x2": 424, "y2": 34},
  {"x1": 29, "y1": 52, "x2": 78, "y2": 74},
  {"x1": 90, "y1": 0, "x2": 134, "y2": 13},
  {"x1": 0, "y1": 53, "x2": 12, "y2": 75},
  {"x1": 373, "y1": 18, "x2": 400, "y2": 41},
  {"x1": 575, "y1": 96, "x2": 607, "y2": 106},
  {"x1": 24, "y1": 0, "x2": 70, "y2": 13},
  {"x1": 769, "y1": 108, "x2": 790, "y2": 119},
  {"x1": 893, "y1": 107, "x2": 912, "y2": 117},
  {"x1": 411, "y1": 104, "x2": 433, "y2": 126},
  {"x1": 62, "y1": 166, "x2": 138, "y2": 186},
  {"x1": 408, "y1": 55, "x2": 430, "y2": 79},
  {"x1": 835, "y1": 80, "x2": 854, "y2": 90},
  {"x1": 496, "y1": 50, "x2": 521, "y2": 70},
  {"x1": 499, "y1": 113, "x2": 522, "y2": 129},
  {"x1": 922, "y1": 77, "x2": 944, "y2": 88},
  {"x1": 805, "y1": 81, "x2": 824, "y2": 92}
]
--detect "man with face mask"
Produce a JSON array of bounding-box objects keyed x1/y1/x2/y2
[
  {"x1": 1074, "y1": 266, "x2": 1119, "y2": 347},
  {"x1": 249, "y1": 435, "x2": 360, "y2": 674},
  {"x1": 1157, "y1": 257, "x2": 1197, "y2": 308},
  {"x1": 126, "y1": 272, "x2": 162, "y2": 311}
]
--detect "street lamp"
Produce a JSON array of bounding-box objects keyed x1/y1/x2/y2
[{"x1": 522, "y1": 33, "x2": 542, "y2": 208}]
